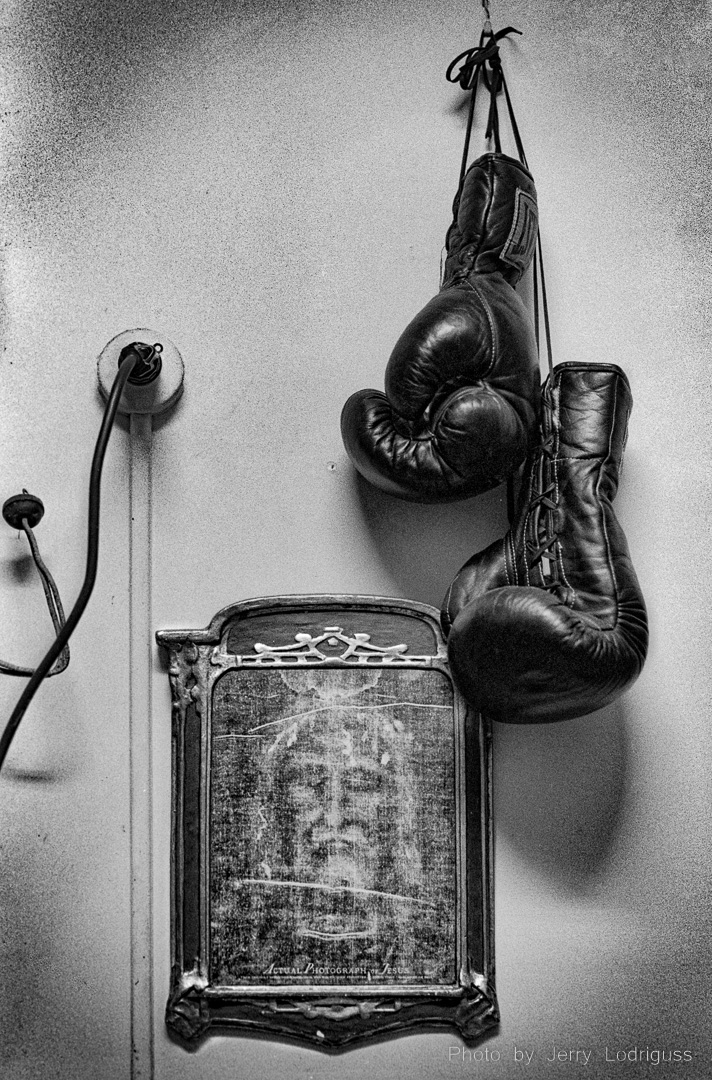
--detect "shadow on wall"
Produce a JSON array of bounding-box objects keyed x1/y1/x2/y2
[
  {"x1": 0, "y1": 829, "x2": 62, "y2": 1058},
  {"x1": 7, "y1": 0, "x2": 370, "y2": 207},
  {"x1": 349, "y1": 468, "x2": 629, "y2": 895},
  {"x1": 493, "y1": 701, "x2": 628, "y2": 895},
  {"x1": 350, "y1": 468, "x2": 509, "y2": 608},
  {"x1": 0, "y1": 813, "x2": 124, "y2": 1070}
]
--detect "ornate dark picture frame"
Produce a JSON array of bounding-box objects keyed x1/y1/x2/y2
[{"x1": 157, "y1": 595, "x2": 497, "y2": 1048}]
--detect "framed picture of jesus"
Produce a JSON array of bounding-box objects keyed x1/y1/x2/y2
[{"x1": 157, "y1": 594, "x2": 496, "y2": 1048}]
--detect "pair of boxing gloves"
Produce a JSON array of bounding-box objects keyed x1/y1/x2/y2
[{"x1": 341, "y1": 153, "x2": 648, "y2": 722}]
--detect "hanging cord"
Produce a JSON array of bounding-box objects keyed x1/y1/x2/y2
[
  {"x1": 473, "y1": 32, "x2": 552, "y2": 386},
  {"x1": 0, "y1": 506, "x2": 70, "y2": 677},
  {"x1": 446, "y1": 24, "x2": 523, "y2": 186},
  {"x1": 494, "y1": 42, "x2": 556, "y2": 534},
  {"x1": 447, "y1": 16, "x2": 557, "y2": 541},
  {"x1": 0, "y1": 349, "x2": 142, "y2": 774},
  {"x1": 496, "y1": 45, "x2": 557, "y2": 569},
  {"x1": 448, "y1": 18, "x2": 552, "y2": 524},
  {"x1": 441, "y1": 23, "x2": 522, "y2": 288}
]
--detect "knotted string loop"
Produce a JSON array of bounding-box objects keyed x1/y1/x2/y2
[
  {"x1": 445, "y1": 27, "x2": 521, "y2": 91},
  {"x1": 446, "y1": 26, "x2": 522, "y2": 181}
]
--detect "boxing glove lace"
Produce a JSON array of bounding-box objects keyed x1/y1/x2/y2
[
  {"x1": 341, "y1": 153, "x2": 541, "y2": 502},
  {"x1": 442, "y1": 362, "x2": 648, "y2": 722}
]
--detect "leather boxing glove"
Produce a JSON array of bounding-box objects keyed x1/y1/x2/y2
[
  {"x1": 442, "y1": 362, "x2": 648, "y2": 723},
  {"x1": 341, "y1": 153, "x2": 541, "y2": 502}
]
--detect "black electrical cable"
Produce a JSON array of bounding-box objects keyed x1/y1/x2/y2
[
  {"x1": 0, "y1": 352, "x2": 138, "y2": 773},
  {"x1": 0, "y1": 518, "x2": 70, "y2": 677},
  {"x1": 20, "y1": 518, "x2": 70, "y2": 673}
]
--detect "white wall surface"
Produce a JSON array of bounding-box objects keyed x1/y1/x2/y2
[{"x1": 1, "y1": 1, "x2": 710, "y2": 1078}]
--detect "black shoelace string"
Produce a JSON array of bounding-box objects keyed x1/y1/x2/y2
[
  {"x1": 526, "y1": 426, "x2": 561, "y2": 590},
  {"x1": 528, "y1": 239, "x2": 558, "y2": 587},
  {"x1": 447, "y1": 19, "x2": 557, "y2": 571},
  {"x1": 446, "y1": 26, "x2": 523, "y2": 188},
  {"x1": 0, "y1": 351, "x2": 140, "y2": 773}
]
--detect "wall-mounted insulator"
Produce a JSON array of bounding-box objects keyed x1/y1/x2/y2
[
  {"x1": 98, "y1": 329, "x2": 184, "y2": 415},
  {"x1": 2, "y1": 491, "x2": 45, "y2": 531}
]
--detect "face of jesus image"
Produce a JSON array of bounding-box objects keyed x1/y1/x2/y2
[
  {"x1": 279, "y1": 718, "x2": 389, "y2": 889},
  {"x1": 209, "y1": 663, "x2": 457, "y2": 984},
  {"x1": 262, "y1": 668, "x2": 421, "y2": 942}
]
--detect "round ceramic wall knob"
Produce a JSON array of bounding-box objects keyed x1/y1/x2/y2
[
  {"x1": 2, "y1": 491, "x2": 45, "y2": 530},
  {"x1": 97, "y1": 328, "x2": 184, "y2": 415}
]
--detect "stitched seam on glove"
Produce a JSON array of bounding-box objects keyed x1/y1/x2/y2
[
  {"x1": 551, "y1": 382, "x2": 576, "y2": 603},
  {"x1": 521, "y1": 452, "x2": 538, "y2": 587},
  {"x1": 523, "y1": 511, "x2": 532, "y2": 586},
  {"x1": 619, "y1": 403, "x2": 630, "y2": 478},
  {"x1": 506, "y1": 534, "x2": 515, "y2": 585},
  {"x1": 442, "y1": 580, "x2": 455, "y2": 631},
  {"x1": 550, "y1": 454, "x2": 614, "y2": 461},
  {"x1": 462, "y1": 278, "x2": 496, "y2": 377},
  {"x1": 555, "y1": 537, "x2": 575, "y2": 606},
  {"x1": 482, "y1": 155, "x2": 496, "y2": 273},
  {"x1": 596, "y1": 374, "x2": 620, "y2": 630}
]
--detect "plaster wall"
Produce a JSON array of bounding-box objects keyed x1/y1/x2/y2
[{"x1": 0, "y1": 1, "x2": 710, "y2": 1078}]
